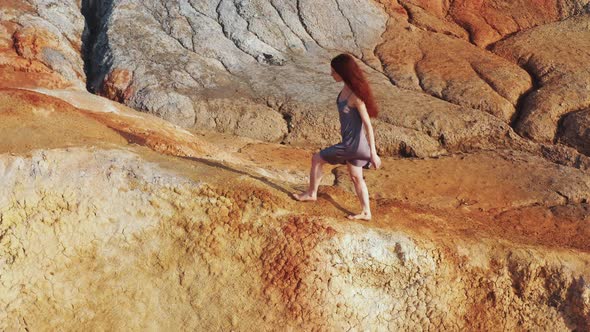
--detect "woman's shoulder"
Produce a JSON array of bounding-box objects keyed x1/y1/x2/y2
[{"x1": 349, "y1": 93, "x2": 365, "y2": 108}]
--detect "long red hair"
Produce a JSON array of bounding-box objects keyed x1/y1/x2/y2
[{"x1": 331, "y1": 53, "x2": 378, "y2": 118}]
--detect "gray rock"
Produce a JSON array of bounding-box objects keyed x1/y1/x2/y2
[
  {"x1": 131, "y1": 89, "x2": 196, "y2": 127},
  {"x1": 81, "y1": 0, "x2": 389, "y2": 141}
]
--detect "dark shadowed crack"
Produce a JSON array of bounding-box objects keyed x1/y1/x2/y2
[
  {"x1": 480, "y1": 14, "x2": 503, "y2": 41},
  {"x1": 469, "y1": 62, "x2": 513, "y2": 106},
  {"x1": 280, "y1": 112, "x2": 293, "y2": 144},
  {"x1": 508, "y1": 59, "x2": 542, "y2": 132},
  {"x1": 269, "y1": 0, "x2": 309, "y2": 51},
  {"x1": 186, "y1": 0, "x2": 216, "y2": 19},
  {"x1": 413, "y1": 47, "x2": 428, "y2": 94},
  {"x1": 484, "y1": 29, "x2": 524, "y2": 52},
  {"x1": 398, "y1": 1, "x2": 468, "y2": 39},
  {"x1": 144, "y1": 2, "x2": 235, "y2": 75},
  {"x1": 80, "y1": 0, "x2": 99, "y2": 92},
  {"x1": 554, "y1": 190, "x2": 570, "y2": 204},
  {"x1": 81, "y1": 0, "x2": 115, "y2": 93},
  {"x1": 369, "y1": 3, "x2": 396, "y2": 81},
  {"x1": 295, "y1": 0, "x2": 323, "y2": 49},
  {"x1": 215, "y1": 0, "x2": 262, "y2": 63},
  {"x1": 232, "y1": 0, "x2": 285, "y2": 61},
  {"x1": 334, "y1": 0, "x2": 361, "y2": 55}
]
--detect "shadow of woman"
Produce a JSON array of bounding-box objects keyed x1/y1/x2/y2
[
  {"x1": 182, "y1": 156, "x2": 292, "y2": 195},
  {"x1": 318, "y1": 192, "x2": 354, "y2": 216},
  {"x1": 182, "y1": 156, "x2": 354, "y2": 217}
]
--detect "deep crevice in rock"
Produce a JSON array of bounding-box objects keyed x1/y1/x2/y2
[
  {"x1": 279, "y1": 112, "x2": 293, "y2": 145},
  {"x1": 508, "y1": 60, "x2": 542, "y2": 135},
  {"x1": 81, "y1": 0, "x2": 99, "y2": 92},
  {"x1": 81, "y1": 0, "x2": 114, "y2": 94},
  {"x1": 334, "y1": 0, "x2": 360, "y2": 53},
  {"x1": 295, "y1": 0, "x2": 322, "y2": 49},
  {"x1": 268, "y1": 0, "x2": 309, "y2": 52},
  {"x1": 469, "y1": 62, "x2": 512, "y2": 108}
]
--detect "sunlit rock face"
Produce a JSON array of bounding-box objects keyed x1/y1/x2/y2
[
  {"x1": 491, "y1": 15, "x2": 590, "y2": 144},
  {"x1": 1, "y1": 0, "x2": 590, "y2": 331},
  {"x1": 79, "y1": 0, "x2": 590, "y2": 161},
  {"x1": 81, "y1": 0, "x2": 389, "y2": 142},
  {"x1": 79, "y1": 0, "x2": 524, "y2": 156}
]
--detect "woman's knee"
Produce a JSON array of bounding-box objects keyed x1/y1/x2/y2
[{"x1": 350, "y1": 173, "x2": 363, "y2": 184}]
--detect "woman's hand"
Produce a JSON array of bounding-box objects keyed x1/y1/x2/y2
[{"x1": 371, "y1": 153, "x2": 382, "y2": 169}]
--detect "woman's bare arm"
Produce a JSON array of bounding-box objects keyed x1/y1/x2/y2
[{"x1": 352, "y1": 96, "x2": 381, "y2": 168}]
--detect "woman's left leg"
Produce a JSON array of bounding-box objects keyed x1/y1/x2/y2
[
  {"x1": 346, "y1": 162, "x2": 371, "y2": 220},
  {"x1": 293, "y1": 152, "x2": 326, "y2": 201}
]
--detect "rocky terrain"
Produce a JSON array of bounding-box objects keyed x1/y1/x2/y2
[{"x1": 1, "y1": 0, "x2": 590, "y2": 330}]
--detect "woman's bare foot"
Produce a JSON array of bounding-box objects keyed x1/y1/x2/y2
[
  {"x1": 347, "y1": 211, "x2": 371, "y2": 221},
  {"x1": 292, "y1": 191, "x2": 317, "y2": 202}
]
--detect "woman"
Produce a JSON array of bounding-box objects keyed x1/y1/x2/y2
[{"x1": 293, "y1": 53, "x2": 381, "y2": 221}]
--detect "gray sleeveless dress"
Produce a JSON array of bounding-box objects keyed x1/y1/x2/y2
[{"x1": 319, "y1": 91, "x2": 372, "y2": 168}]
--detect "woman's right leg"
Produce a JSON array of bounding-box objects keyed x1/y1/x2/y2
[
  {"x1": 346, "y1": 162, "x2": 371, "y2": 220},
  {"x1": 293, "y1": 152, "x2": 326, "y2": 201}
]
